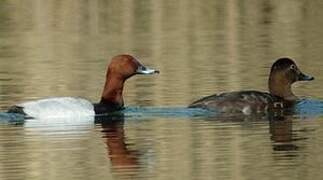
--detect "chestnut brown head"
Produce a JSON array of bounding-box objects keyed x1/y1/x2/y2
[
  {"x1": 100, "y1": 54, "x2": 159, "y2": 107},
  {"x1": 270, "y1": 58, "x2": 314, "y2": 83},
  {"x1": 107, "y1": 55, "x2": 159, "y2": 79},
  {"x1": 269, "y1": 57, "x2": 314, "y2": 100}
]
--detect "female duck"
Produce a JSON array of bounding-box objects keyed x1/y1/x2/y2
[
  {"x1": 8, "y1": 55, "x2": 159, "y2": 118},
  {"x1": 189, "y1": 58, "x2": 314, "y2": 115}
]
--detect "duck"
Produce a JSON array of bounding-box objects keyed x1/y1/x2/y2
[
  {"x1": 7, "y1": 54, "x2": 159, "y2": 119},
  {"x1": 188, "y1": 58, "x2": 314, "y2": 115}
]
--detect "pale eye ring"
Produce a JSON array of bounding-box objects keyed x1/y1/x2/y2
[{"x1": 290, "y1": 64, "x2": 296, "y2": 70}]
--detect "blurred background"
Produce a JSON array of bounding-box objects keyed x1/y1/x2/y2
[
  {"x1": 0, "y1": 1, "x2": 323, "y2": 180},
  {"x1": 0, "y1": 0, "x2": 322, "y2": 109}
]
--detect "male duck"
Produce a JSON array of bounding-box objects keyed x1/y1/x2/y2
[{"x1": 8, "y1": 54, "x2": 159, "y2": 118}]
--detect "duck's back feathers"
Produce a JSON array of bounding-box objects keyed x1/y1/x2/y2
[{"x1": 189, "y1": 91, "x2": 283, "y2": 114}]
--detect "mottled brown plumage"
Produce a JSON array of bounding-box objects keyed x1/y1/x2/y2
[{"x1": 189, "y1": 58, "x2": 314, "y2": 114}]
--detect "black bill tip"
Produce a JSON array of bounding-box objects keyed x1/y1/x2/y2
[{"x1": 299, "y1": 72, "x2": 314, "y2": 81}]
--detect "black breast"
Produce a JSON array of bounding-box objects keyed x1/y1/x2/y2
[
  {"x1": 94, "y1": 102, "x2": 124, "y2": 115},
  {"x1": 7, "y1": 106, "x2": 26, "y2": 115}
]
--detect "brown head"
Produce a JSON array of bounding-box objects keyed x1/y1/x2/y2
[
  {"x1": 100, "y1": 54, "x2": 159, "y2": 107},
  {"x1": 268, "y1": 57, "x2": 314, "y2": 101}
]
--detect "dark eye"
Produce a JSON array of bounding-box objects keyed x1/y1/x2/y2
[{"x1": 290, "y1": 64, "x2": 296, "y2": 70}]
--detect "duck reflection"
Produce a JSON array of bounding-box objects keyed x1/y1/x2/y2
[
  {"x1": 269, "y1": 113, "x2": 300, "y2": 152},
  {"x1": 95, "y1": 109, "x2": 304, "y2": 176},
  {"x1": 224, "y1": 111, "x2": 302, "y2": 152},
  {"x1": 208, "y1": 111, "x2": 302, "y2": 152},
  {"x1": 95, "y1": 114, "x2": 140, "y2": 176}
]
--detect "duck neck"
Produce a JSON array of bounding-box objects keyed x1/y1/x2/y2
[
  {"x1": 100, "y1": 71, "x2": 125, "y2": 107},
  {"x1": 269, "y1": 74, "x2": 297, "y2": 101}
]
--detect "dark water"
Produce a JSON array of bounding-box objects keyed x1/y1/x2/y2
[{"x1": 1, "y1": 0, "x2": 323, "y2": 180}]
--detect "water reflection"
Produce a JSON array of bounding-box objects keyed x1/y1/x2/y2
[
  {"x1": 269, "y1": 115, "x2": 299, "y2": 152},
  {"x1": 96, "y1": 115, "x2": 141, "y2": 179},
  {"x1": 93, "y1": 109, "x2": 315, "y2": 180},
  {"x1": 0, "y1": 102, "x2": 320, "y2": 180}
]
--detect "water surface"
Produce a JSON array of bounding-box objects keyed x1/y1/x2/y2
[{"x1": 0, "y1": 0, "x2": 323, "y2": 180}]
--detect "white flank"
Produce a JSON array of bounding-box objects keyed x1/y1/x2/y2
[{"x1": 18, "y1": 97, "x2": 95, "y2": 119}]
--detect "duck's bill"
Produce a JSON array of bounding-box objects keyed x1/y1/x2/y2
[
  {"x1": 298, "y1": 72, "x2": 314, "y2": 81},
  {"x1": 136, "y1": 66, "x2": 160, "y2": 75}
]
